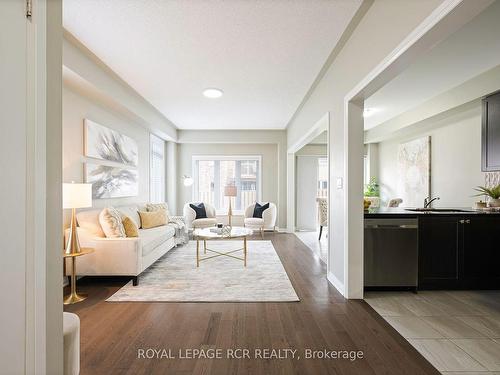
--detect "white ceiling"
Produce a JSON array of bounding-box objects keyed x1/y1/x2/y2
[
  {"x1": 364, "y1": 0, "x2": 500, "y2": 130},
  {"x1": 63, "y1": 0, "x2": 361, "y2": 130}
]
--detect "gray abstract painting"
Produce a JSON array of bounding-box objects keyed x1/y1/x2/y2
[
  {"x1": 85, "y1": 163, "x2": 138, "y2": 199},
  {"x1": 84, "y1": 119, "x2": 138, "y2": 167}
]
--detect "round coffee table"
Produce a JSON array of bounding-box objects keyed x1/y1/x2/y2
[{"x1": 193, "y1": 226, "x2": 253, "y2": 267}]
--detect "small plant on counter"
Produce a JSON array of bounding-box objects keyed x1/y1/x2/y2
[
  {"x1": 473, "y1": 184, "x2": 500, "y2": 199},
  {"x1": 364, "y1": 177, "x2": 380, "y2": 197},
  {"x1": 473, "y1": 184, "x2": 500, "y2": 207}
]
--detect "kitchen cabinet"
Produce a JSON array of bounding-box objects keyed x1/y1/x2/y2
[
  {"x1": 419, "y1": 215, "x2": 500, "y2": 289},
  {"x1": 462, "y1": 216, "x2": 500, "y2": 288},
  {"x1": 418, "y1": 217, "x2": 460, "y2": 289},
  {"x1": 482, "y1": 91, "x2": 500, "y2": 171}
]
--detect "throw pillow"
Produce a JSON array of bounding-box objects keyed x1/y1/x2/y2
[
  {"x1": 146, "y1": 203, "x2": 170, "y2": 222},
  {"x1": 252, "y1": 202, "x2": 270, "y2": 218},
  {"x1": 122, "y1": 215, "x2": 139, "y2": 237},
  {"x1": 99, "y1": 207, "x2": 126, "y2": 238},
  {"x1": 139, "y1": 210, "x2": 167, "y2": 229},
  {"x1": 189, "y1": 203, "x2": 207, "y2": 219}
]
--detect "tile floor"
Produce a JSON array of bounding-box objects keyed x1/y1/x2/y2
[
  {"x1": 294, "y1": 230, "x2": 327, "y2": 263},
  {"x1": 365, "y1": 290, "x2": 500, "y2": 374}
]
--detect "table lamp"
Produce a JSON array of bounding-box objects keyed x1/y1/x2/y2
[
  {"x1": 63, "y1": 182, "x2": 92, "y2": 255},
  {"x1": 224, "y1": 184, "x2": 237, "y2": 227}
]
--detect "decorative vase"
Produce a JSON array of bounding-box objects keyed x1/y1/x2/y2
[{"x1": 489, "y1": 198, "x2": 500, "y2": 207}]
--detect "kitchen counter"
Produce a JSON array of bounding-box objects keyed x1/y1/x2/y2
[{"x1": 364, "y1": 207, "x2": 500, "y2": 218}]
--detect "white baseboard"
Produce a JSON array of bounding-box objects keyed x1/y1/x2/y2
[{"x1": 327, "y1": 271, "x2": 345, "y2": 296}]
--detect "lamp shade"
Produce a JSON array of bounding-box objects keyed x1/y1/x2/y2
[
  {"x1": 63, "y1": 183, "x2": 92, "y2": 209},
  {"x1": 224, "y1": 185, "x2": 237, "y2": 197}
]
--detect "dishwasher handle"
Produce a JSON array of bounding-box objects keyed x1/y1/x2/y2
[{"x1": 364, "y1": 224, "x2": 418, "y2": 229}]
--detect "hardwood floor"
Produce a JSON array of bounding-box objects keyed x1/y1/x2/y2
[{"x1": 65, "y1": 233, "x2": 439, "y2": 375}]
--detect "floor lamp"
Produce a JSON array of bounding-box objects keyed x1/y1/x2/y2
[{"x1": 224, "y1": 184, "x2": 237, "y2": 227}]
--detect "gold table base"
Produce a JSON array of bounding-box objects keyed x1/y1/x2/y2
[
  {"x1": 196, "y1": 237, "x2": 247, "y2": 267},
  {"x1": 63, "y1": 247, "x2": 94, "y2": 305}
]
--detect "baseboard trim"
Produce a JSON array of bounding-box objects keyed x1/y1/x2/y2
[{"x1": 327, "y1": 271, "x2": 345, "y2": 296}]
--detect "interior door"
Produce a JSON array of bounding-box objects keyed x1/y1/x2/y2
[
  {"x1": 0, "y1": 1, "x2": 28, "y2": 373},
  {"x1": 296, "y1": 156, "x2": 319, "y2": 231}
]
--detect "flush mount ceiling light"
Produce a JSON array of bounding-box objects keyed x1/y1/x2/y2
[{"x1": 203, "y1": 88, "x2": 223, "y2": 98}]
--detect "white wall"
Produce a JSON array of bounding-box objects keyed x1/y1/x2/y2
[
  {"x1": 178, "y1": 129, "x2": 287, "y2": 229},
  {"x1": 296, "y1": 156, "x2": 321, "y2": 230},
  {"x1": 377, "y1": 101, "x2": 484, "y2": 208},
  {"x1": 63, "y1": 33, "x2": 177, "y2": 141},
  {"x1": 63, "y1": 86, "x2": 151, "y2": 225},
  {"x1": 177, "y1": 143, "x2": 283, "y2": 227},
  {"x1": 286, "y1": 0, "x2": 445, "y2": 294}
]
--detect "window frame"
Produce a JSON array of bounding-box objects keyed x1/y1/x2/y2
[
  {"x1": 191, "y1": 155, "x2": 262, "y2": 214},
  {"x1": 149, "y1": 134, "x2": 165, "y2": 203}
]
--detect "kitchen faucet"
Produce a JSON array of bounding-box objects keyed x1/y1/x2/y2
[{"x1": 424, "y1": 196, "x2": 440, "y2": 208}]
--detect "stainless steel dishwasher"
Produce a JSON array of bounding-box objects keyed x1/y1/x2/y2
[{"x1": 364, "y1": 218, "x2": 418, "y2": 290}]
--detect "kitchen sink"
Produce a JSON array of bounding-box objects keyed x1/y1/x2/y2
[{"x1": 405, "y1": 208, "x2": 474, "y2": 213}]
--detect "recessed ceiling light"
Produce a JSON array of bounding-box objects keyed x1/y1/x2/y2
[
  {"x1": 363, "y1": 107, "x2": 378, "y2": 118},
  {"x1": 203, "y1": 88, "x2": 223, "y2": 98}
]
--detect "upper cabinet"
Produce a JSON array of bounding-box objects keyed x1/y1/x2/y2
[{"x1": 482, "y1": 91, "x2": 500, "y2": 171}]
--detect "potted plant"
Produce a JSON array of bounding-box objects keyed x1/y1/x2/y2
[
  {"x1": 364, "y1": 177, "x2": 380, "y2": 197},
  {"x1": 473, "y1": 184, "x2": 500, "y2": 207}
]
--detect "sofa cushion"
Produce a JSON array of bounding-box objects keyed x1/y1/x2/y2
[
  {"x1": 189, "y1": 203, "x2": 207, "y2": 219},
  {"x1": 139, "y1": 210, "x2": 167, "y2": 229},
  {"x1": 192, "y1": 217, "x2": 217, "y2": 228},
  {"x1": 244, "y1": 217, "x2": 264, "y2": 227},
  {"x1": 122, "y1": 216, "x2": 139, "y2": 237},
  {"x1": 76, "y1": 209, "x2": 105, "y2": 238},
  {"x1": 139, "y1": 226, "x2": 175, "y2": 256},
  {"x1": 117, "y1": 205, "x2": 141, "y2": 228},
  {"x1": 146, "y1": 203, "x2": 170, "y2": 216},
  {"x1": 99, "y1": 208, "x2": 126, "y2": 238},
  {"x1": 252, "y1": 202, "x2": 270, "y2": 218}
]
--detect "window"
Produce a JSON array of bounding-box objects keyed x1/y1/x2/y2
[
  {"x1": 317, "y1": 157, "x2": 328, "y2": 197},
  {"x1": 193, "y1": 156, "x2": 261, "y2": 213},
  {"x1": 150, "y1": 134, "x2": 165, "y2": 203}
]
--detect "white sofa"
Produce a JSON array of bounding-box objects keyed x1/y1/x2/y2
[
  {"x1": 71, "y1": 204, "x2": 178, "y2": 286},
  {"x1": 183, "y1": 202, "x2": 217, "y2": 229},
  {"x1": 243, "y1": 202, "x2": 277, "y2": 238}
]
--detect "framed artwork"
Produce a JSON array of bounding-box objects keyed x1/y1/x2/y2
[
  {"x1": 84, "y1": 119, "x2": 138, "y2": 167},
  {"x1": 397, "y1": 136, "x2": 431, "y2": 207},
  {"x1": 85, "y1": 163, "x2": 138, "y2": 199}
]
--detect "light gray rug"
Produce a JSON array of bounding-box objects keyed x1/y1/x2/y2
[{"x1": 107, "y1": 240, "x2": 299, "y2": 302}]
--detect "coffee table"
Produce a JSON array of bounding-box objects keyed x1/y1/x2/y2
[{"x1": 193, "y1": 226, "x2": 253, "y2": 267}]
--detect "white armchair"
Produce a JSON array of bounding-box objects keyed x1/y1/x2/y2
[
  {"x1": 243, "y1": 202, "x2": 277, "y2": 238},
  {"x1": 183, "y1": 202, "x2": 217, "y2": 229}
]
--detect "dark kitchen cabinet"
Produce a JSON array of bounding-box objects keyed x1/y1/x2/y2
[
  {"x1": 462, "y1": 217, "x2": 500, "y2": 288},
  {"x1": 418, "y1": 217, "x2": 460, "y2": 289},
  {"x1": 482, "y1": 91, "x2": 500, "y2": 171},
  {"x1": 419, "y1": 215, "x2": 500, "y2": 289}
]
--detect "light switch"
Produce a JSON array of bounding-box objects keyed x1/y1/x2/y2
[{"x1": 336, "y1": 177, "x2": 343, "y2": 189}]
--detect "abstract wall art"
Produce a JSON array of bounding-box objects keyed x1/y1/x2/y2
[
  {"x1": 397, "y1": 136, "x2": 431, "y2": 207},
  {"x1": 84, "y1": 119, "x2": 138, "y2": 167},
  {"x1": 85, "y1": 163, "x2": 138, "y2": 199}
]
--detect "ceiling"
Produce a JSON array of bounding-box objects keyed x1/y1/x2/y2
[
  {"x1": 63, "y1": 0, "x2": 361, "y2": 130},
  {"x1": 364, "y1": 0, "x2": 500, "y2": 130},
  {"x1": 309, "y1": 131, "x2": 328, "y2": 145}
]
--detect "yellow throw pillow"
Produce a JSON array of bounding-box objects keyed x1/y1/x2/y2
[
  {"x1": 146, "y1": 203, "x2": 170, "y2": 222},
  {"x1": 122, "y1": 216, "x2": 139, "y2": 237},
  {"x1": 139, "y1": 210, "x2": 167, "y2": 229}
]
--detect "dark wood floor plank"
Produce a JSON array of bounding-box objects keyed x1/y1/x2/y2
[{"x1": 65, "y1": 233, "x2": 440, "y2": 375}]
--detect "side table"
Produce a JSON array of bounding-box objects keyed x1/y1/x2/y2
[{"x1": 63, "y1": 247, "x2": 94, "y2": 305}]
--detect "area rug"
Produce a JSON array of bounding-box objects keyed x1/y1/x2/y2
[{"x1": 107, "y1": 240, "x2": 299, "y2": 302}]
